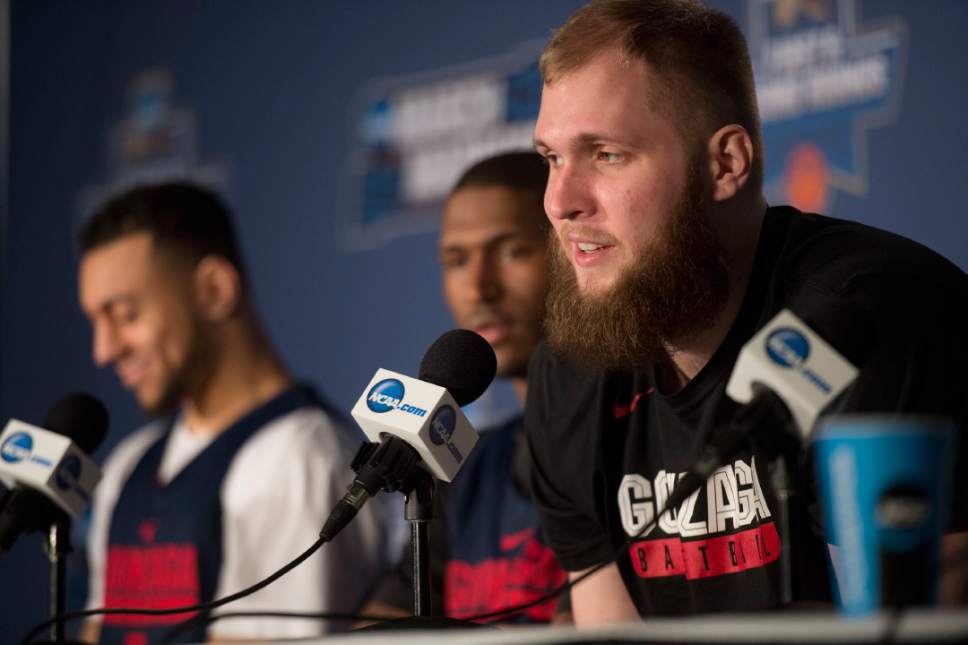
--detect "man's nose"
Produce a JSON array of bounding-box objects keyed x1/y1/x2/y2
[
  {"x1": 545, "y1": 162, "x2": 594, "y2": 222},
  {"x1": 92, "y1": 321, "x2": 121, "y2": 367},
  {"x1": 467, "y1": 253, "x2": 501, "y2": 302}
]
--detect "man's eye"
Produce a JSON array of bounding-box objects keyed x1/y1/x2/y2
[
  {"x1": 542, "y1": 154, "x2": 562, "y2": 168},
  {"x1": 110, "y1": 305, "x2": 139, "y2": 324},
  {"x1": 597, "y1": 150, "x2": 623, "y2": 163},
  {"x1": 440, "y1": 254, "x2": 466, "y2": 269},
  {"x1": 501, "y1": 244, "x2": 534, "y2": 261}
]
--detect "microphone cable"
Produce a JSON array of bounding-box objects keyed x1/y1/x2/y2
[
  {"x1": 151, "y1": 474, "x2": 689, "y2": 638},
  {"x1": 166, "y1": 476, "x2": 691, "y2": 637},
  {"x1": 146, "y1": 495, "x2": 673, "y2": 642},
  {"x1": 93, "y1": 464, "x2": 902, "y2": 645},
  {"x1": 20, "y1": 391, "x2": 811, "y2": 642},
  {"x1": 21, "y1": 535, "x2": 326, "y2": 645},
  {"x1": 138, "y1": 393, "x2": 780, "y2": 640}
]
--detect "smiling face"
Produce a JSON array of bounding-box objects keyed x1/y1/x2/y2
[
  {"x1": 78, "y1": 232, "x2": 207, "y2": 415},
  {"x1": 534, "y1": 48, "x2": 700, "y2": 298},
  {"x1": 439, "y1": 185, "x2": 548, "y2": 379},
  {"x1": 535, "y1": 48, "x2": 732, "y2": 369}
]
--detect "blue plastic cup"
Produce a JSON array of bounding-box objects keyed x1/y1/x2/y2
[{"x1": 813, "y1": 416, "x2": 955, "y2": 616}]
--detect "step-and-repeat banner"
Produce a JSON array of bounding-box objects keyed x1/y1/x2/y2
[{"x1": 3, "y1": 0, "x2": 966, "y2": 640}]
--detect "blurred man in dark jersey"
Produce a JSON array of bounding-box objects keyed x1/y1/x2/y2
[{"x1": 363, "y1": 151, "x2": 569, "y2": 623}]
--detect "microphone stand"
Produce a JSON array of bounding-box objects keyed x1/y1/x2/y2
[
  {"x1": 770, "y1": 455, "x2": 797, "y2": 606},
  {"x1": 746, "y1": 392, "x2": 801, "y2": 609},
  {"x1": 669, "y1": 388, "x2": 803, "y2": 608},
  {"x1": 348, "y1": 441, "x2": 488, "y2": 630},
  {"x1": 404, "y1": 470, "x2": 435, "y2": 617},
  {"x1": 45, "y1": 516, "x2": 71, "y2": 643},
  {"x1": 348, "y1": 440, "x2": 443, "y2": 619}
]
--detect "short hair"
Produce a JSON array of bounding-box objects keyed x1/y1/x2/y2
[
  {"x1": 452, "y1": 151, "x2": 550, "y2": 230},
  {"x1": 80, "y1": 181, "x2": 247, "y2": 280},
  {"x1": 453, "y1": 151, "x2": 548, "y2": 206},
  {"x1": 541, "y1": 0, "x2": 763, "y2": 194}
]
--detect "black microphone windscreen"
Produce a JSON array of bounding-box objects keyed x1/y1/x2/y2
[
  {"x1": 42, "y1": 392, "x2": 109, "y2": 455},
  {"x1": 418, "y1": 329, "x2": 497, "y2": 407}
]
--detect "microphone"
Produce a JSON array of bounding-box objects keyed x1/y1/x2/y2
[
  {"x1": 320, "y1": 329, "x2": 496, "y2": 541},
  {"x1": 656, "y1": 308, "x2": 868, "y2": 606},
  {"x1": 666, "y1": 307, "x2": 867, "y2": 511},
  {"x1": 726, "y1": 308, "x2": 863, "y2": 438},
  {"x1": 0, "y1": 393, "x2": 108, "y2": 554}
]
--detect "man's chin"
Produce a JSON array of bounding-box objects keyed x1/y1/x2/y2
[
  {"x1": 136, "y1": 389, "x2": 180, "y2": 418},
  {"x1": 574, "y1": 277, "x2": 617, "y2": 301},
  {"x1": 569, "y1": 254, "x2": 625, "y2": 295},
  {"x1": 493, "y1": 347, "x2": 531, "y2": 382}
]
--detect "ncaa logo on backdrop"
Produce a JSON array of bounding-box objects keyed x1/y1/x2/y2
[
  {"x1": 342, "y1": 40, "x2": 544, "y2": 250},
  {"x1": 367, "y1": 378, "x2": 406, "y2": 413},
  {"x1": 748, "y1": 0, "x2": 906, "y2": 213},
  {"x1": 1, "y1": 432, "x2": 33, "y2": 463},
  {"x1": 77, "y1": 67, "x2": 229, "y2": 227}
]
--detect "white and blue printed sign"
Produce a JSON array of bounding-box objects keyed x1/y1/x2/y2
[
  {"x1": 0, "y1": 420, "x2": 101, "y2": 517},
  {"x1": 749, "y1": 0, "x2": 906, "y2": 213},
  {"x1": 726, "y1": 309, "x2": 858, "y2": 435},
  {"x1": 77, "y1": 67, "x2": 230, "y2": 223},
  {"x1": 342, "y1": 42, "x2": 544, "y2": 249},
  {"x1": 351, "y1": 368, "x2": 477, "y2": 481}
]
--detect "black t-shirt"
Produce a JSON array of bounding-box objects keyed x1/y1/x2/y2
[{"x1": 526, "y1": 206, "x2": 968, "y2": 616}]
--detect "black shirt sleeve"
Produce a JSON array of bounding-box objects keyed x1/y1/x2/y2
[{"x1": 525, "y1": 341, "x2": 616, "y2": 572}]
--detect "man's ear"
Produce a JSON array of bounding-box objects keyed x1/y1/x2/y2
[
  {"x1": 705, "y1": 124, "x2": 754, "y2": 202},
  {"x1": 192, "y1": 256, "x2": 241, "y2": 322}
]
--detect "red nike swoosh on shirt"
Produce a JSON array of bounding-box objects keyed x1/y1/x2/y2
[
  {"x1": 612, "y1": 388, "x2": 655, "y2": 420},
  {"x1": 500, "y1": 527, "x2": 536, "y2": 552}
]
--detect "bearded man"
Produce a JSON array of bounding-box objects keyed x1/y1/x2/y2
[{"x1": 526, "y1": 0, "x2": 968, "y2": 626}]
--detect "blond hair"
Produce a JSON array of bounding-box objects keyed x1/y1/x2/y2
[{"x1": 540, "y1": 0, "x2": 764, "y2": 194}]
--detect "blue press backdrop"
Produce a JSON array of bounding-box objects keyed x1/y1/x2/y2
[{"x1": 2, "y1": 0, "x2": 967, "y2": 640}]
